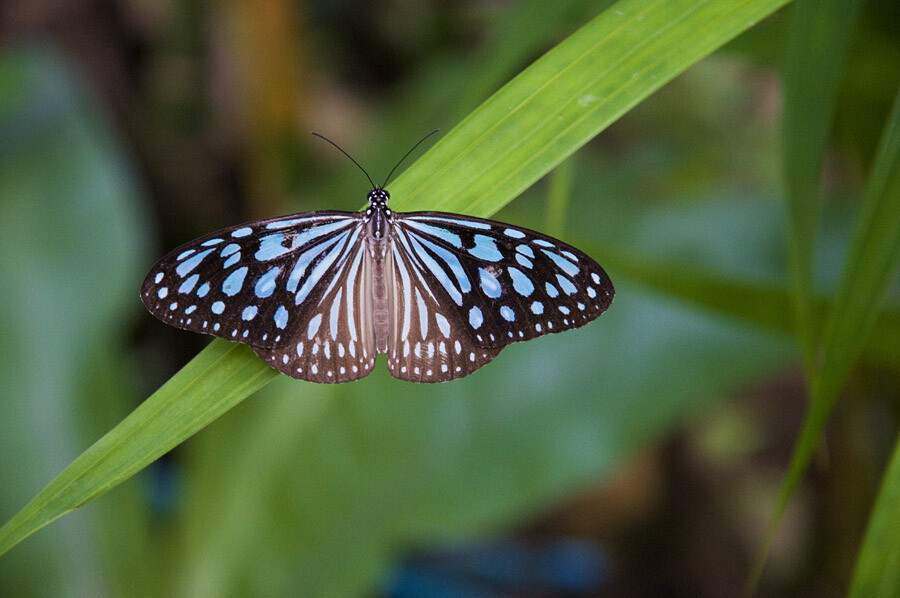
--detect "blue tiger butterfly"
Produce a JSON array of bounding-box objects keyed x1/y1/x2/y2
[{"x1": 141, "y1": 133, "x2": 614, "y2": 383}]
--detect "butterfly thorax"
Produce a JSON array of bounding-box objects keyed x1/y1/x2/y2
[{"x1": 365, "y1": 187, "x2": 392, "y2": 240}]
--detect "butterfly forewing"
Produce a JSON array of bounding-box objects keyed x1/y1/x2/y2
[
  {"x1": 387, "y1": 237, "x2": 502, "y2": 382},
  {"x1": 392, "y1": 212, "x2": 614, "y2": 350},
  {"x1": 140, "y1": 211, "x2": 363, "y2": 349}
]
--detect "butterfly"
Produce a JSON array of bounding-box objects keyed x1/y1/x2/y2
[{"x1": 141, "y1": 133, "x2": 614, "y2": 383}]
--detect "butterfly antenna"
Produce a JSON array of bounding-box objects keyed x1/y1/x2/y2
[
  {"x1": 381, "y1": 128, "x2": 440, "y2": 189},
  {"x1": 311, "y1": 132, "x2": 377, "y2": 190}
]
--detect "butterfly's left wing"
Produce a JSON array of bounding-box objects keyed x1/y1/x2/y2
[{"x1": 391, "y1": 212, "x2": 614, "y2": 358}]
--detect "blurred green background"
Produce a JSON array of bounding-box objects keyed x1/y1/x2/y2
[{"x1": 1, "y1": 1, "x2": 899, "y2": 596}]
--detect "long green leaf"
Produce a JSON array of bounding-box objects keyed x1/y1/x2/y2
[
  {"x1": 755, "y1": 85, "x2": 900, "y2": 586},
  {"x1": 0, "y1": 0, "x2": 791, "y2": 558},
  {"x1": 781, "y1": 0, "x2": 861, "y2": 376},
  {"x1": 849, "y1": 432, "x2": 900, "y2": 597}
]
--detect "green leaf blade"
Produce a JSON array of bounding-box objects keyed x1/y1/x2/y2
[{"x1": 782, "y1": 0, "x2": 862, "y2": 375}]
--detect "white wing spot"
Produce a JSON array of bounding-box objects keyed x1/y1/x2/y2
[
  {"x1": 454, "y1": 340, "x2": 462, "y2": 354},
  {"x1": 154, "y1": 272, "x2": 164, "y2": 283},
  {"x1": 296, "y1": 342, "x2": 304, "y2": 357},
  {"x1": 311, "y1": 364, "x2": 318, "y2": 374}
]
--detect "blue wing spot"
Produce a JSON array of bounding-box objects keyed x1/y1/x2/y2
[
  {"x1": 516, "y1": 244, "x2": 534, "y2": 258},
  {"x1": 242, "y1": 305, "x2": 258, "y2": 321},
  {"x1": 404, "y1": 221, "x2": 463, "y2": 248},
  {"x1": 531, "y1": 301, "x2": 543, "y2": 314},
  {"x1": 211, "y1": 301, "x2": 225, "y2": 315},
  {"x1": 508, "y1": 267, "x2": 534, "y2": 296},
  {"x1": 179, "y1": 274, "x2": 199, "y2": 294},
  {"x1": 255, "y1": 266, "x2": 280, "y2": 298},
  {"x1": 185, "y1": 305, "x2": 197, "y2": 314},
  {"x1": 222, "y1": 266, "x2": 248, "y2": 296},
  {"x1": 469, "y1": 306, "x2": 484, "y2": 329},
  {"x1": 545, "y1": 282, "x2": 559, "y2": 298},
  {"x1": 587, "y1": 287, "x2": 597, "y2": 298},
  {"x1": 274, "y1": 305, "x2": 289, "y2": 329},
  {"x1": 559, "y1": 305, "x2": 571, "y2": 315},
  {"x1": 500, "y1": 306, "x2": 515, "y2": 321},
  {"x1": 169, "y1": 302, "x2": 178, "y2": 311},
  {"x1": 533, "y1": 239, "x2": 555, "y2": 248},
  {"x1": 177, "y1": 249, "x2": 196, "y2": 261},
  {"x1": 503, "y1": 228, "x2": 526, "y2": 239},
  {"x1": 516, "y1": 254, "x2": 533, "y2": 269},
  {"x1": 223, "y1": 252, "x2": 241, "y2": 269},
  {"x1": 221, "y1": 243, "x2": 240, "y2": 257},
  {"x1": 469, "y1": 235, "x2": 503, "y2": 262},
  {"x1": 176, "y1": 248, "x2": 214, "y2": 277},
  {"x1": 256, "y1": 233, "x2": 292, "y2": 261},
  {"x1": 479, "y1": 268, "x2": 502, "y2": 298},
  {"x1": 420, "y1": 216, "x2": 491, "y2": 230},
  {"x1": 562, "y1": 250, "x2": 579, "y2": 262},
  {"x1": 196, "y1": 282, "x2": 210, "y2": 298},
  {"x1": 591, "y1": 272, "x2": 601, "y2": 284},
  {"x1": 556, "y1": 274, "x2": 577, "y2": 295},
  {"x1": 201, "y1": 238, "x2": 224, "y2": 247},
  {"x1": 435, "y1": 313, "x2": 451, "y2": 338},
  {"x1": 306, "y1": 313, "x2": 322, "y2": 339},
  {"x1": 232, "y1": 227, "x2": 253, "y2": 238},
  {"x1": 157, "y1": 287, "x2": 168, "y2": 299},
  {"x1": 542, "y1": 249, "x2": 579, "y2": 277},
  {"x1": 154, "y1": 272, "x2": 164, "y2": 283}
]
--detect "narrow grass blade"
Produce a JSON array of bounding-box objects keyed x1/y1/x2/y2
[
  {"x1": 0, "y1": 340, "x2": 276, "y2": 557},
  {"x1": 849, "y1": 432, "x2": 900, "y2": 597},
  {"x1": 782, "y1": 0, "x2": 862, "y2": 376},
  {"x1": 753, "y1": 85, "x2": 900, "y2": 588}
]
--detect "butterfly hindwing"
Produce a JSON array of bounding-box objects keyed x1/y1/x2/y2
[
  {"x1": 140, "y1": 211, "x2": 364, "y2": 349},
  {"x1": 252, "y1": 239, "x2": 377, "y2": 382},
  {"x1": 387, "y1": 237, "x2": 502, "y2": 382},
  {"x1": 392, "y1": 212, "x2": 614, "y2": 350}
]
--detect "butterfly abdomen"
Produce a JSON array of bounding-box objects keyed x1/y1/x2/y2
[{"x1": 370, "y1": 233, "x2": 392, "y2": 354}]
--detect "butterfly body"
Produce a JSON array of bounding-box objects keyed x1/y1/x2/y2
[{"x1": 142, "y1": 187, "x2": 613, "y2": 383}]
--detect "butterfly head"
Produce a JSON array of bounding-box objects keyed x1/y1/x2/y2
[{"x1": 367, "y1": 187, "x2": 390, "y2": 209}]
